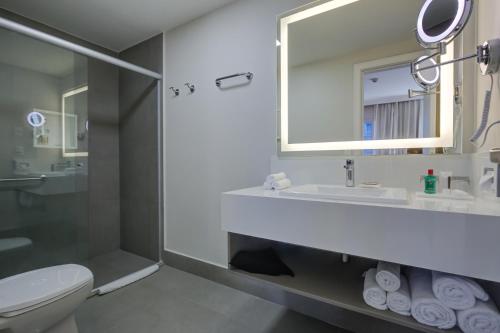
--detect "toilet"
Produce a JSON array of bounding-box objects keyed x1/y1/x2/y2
[{"x1": 0, "y1": 264, "x2": 93, "y2": 333}]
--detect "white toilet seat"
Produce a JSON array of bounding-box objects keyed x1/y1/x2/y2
[{"x1": 0, "y1": 264, "x2": 93, "y2": 317}]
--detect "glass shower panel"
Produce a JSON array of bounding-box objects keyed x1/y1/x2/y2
[{"x1": 0, "y1": 26, "x2": 89, "y2": 278}]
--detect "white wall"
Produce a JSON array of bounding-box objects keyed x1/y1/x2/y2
[
  {"x1": 163, "y1": 0, "x2": 310, "y2": 266},
  {"x1": 476, "y1": 0, "x2": 500, "y2": 153}
]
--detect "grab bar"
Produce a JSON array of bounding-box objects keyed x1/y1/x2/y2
[
  {"x1": 0, "y1": 175, "x2": 47, "y2": 183},
  {"x1": 215, "y1": 72, "x2": 254, "y2": 87}
]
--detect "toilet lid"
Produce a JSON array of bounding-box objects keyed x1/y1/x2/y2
[{"x1": 0, "y1": 264, "x2": 93, "y2": 314}]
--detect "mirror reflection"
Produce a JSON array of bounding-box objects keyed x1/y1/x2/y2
[
  {"x1": 287, "y1": 0, "x2": 434, "y2": 147},
  {"x1": 362, "y1": 64, "x2": 437, "y2": 145}
]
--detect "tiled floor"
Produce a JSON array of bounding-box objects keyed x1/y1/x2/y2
[{"x1": 76, "y1": 265, "x2": 350, "y2": 333}]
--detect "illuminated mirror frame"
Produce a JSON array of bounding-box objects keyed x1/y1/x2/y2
[
  {"x1": 62, "y1": 85, "x2": 88, "y2": 157},
  {"x1": 278, "y1": 0, "x2": 455, "y2": 152}
]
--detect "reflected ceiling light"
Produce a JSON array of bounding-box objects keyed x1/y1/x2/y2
[
  {"x1": 27, "y1": 111, "x2": 45, "y2": 128},
  {"x1": 412, "y1": 56, "x2": 440, "y2": 89}
]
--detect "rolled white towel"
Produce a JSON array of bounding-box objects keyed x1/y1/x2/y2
[
  {"x1": 363, "y1": 268, "x2": 388, "y2": 311},
  {"x1": 265, "y1": 172, "x2": 287, "y2": 183},
  {"x1": 376, "y1": 261, "x2": 401, "y2": 292},
  {"x1": 463, "y1": 277, "x2": 490, "y2": 302},
  {"x1": 263, "y1": 178, "x2": 292, "y2": 191},
  {"x1": 388, "y1": 275, "x2": 411, "y2": 316},
  {"x1": 457, "y1": 300, "x2": 500, "y2": 333},
  {"x1": 432, "y1": 271, "x2": 483, "y2": 310},
  {"x1": 408, "y1": 268, "x2": 457, "y2": 329}
]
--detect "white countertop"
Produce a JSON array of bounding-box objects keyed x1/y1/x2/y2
[{"x1": 225, "y1": 186, "x2": 500, "y2": 217}]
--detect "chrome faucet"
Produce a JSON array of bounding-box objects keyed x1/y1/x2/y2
[{"x1": 344, "y1": 159, "x2": 355, "y2": 187}]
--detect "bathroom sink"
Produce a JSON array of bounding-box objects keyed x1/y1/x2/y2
[{"x1": 280, "y1": 184, "x2": 409, "y2": 205}]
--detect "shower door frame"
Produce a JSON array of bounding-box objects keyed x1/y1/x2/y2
[{"x1": 0, "y1": 15, "x2": 165, "y2": 283}]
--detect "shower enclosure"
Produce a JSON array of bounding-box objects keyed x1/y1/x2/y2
[{"x1": 0, "y1": 13, "x2": 163, "y2": 290}]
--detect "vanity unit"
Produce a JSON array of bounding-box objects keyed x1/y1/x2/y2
[{"x1": 221, "y1": 187, "x2": 500, "y2": 333}]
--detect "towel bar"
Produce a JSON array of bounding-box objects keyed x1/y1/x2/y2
[
  {"x1": 215, "y1": 72, "x2": 253, "y2": 87},
  {"x1": 0, "y1": 175, "x2": 47, "y2": 183}
]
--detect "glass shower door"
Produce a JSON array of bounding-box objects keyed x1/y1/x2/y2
[{"x1": 0, "y1": 26, "x2": 89, "y2": 278}]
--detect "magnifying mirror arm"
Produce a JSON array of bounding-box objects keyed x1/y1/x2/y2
[
  {"x1": 412, "y1": 39, "x2": 500, "y2": 75},
  {"x1": 408, "y1": 88, "x2": 437, "y2": 99},
  {"x1": 412, "y1": 52, "x2": 478, "y2": 73}
]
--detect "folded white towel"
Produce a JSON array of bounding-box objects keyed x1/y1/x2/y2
[
  {"x1": 457, "y1": 300, "x2": 500, "y2": 333},
  {"x1": 463, "y1": 277, "x2": 490, "y2": 302},
  {"x1": 388, "y1": 275, "x2": 411, "y2": 316},
  {"x1": 432, "y1": 271, "x2": 488, "y2": 310},
  {"x1": 363, "y1": 268, "x2": 388, "y2": 311},
  {"x1": 263, "y1": 178, "x2": 292, "y2": 191},
  {"x1": 408, "y1": 268, "x2": 457, "y2": 329},
  {"x1": 265, "y1": 172, "x2": 287, "y2": 183},
  {"x1": 376, "y1": 261, "x2": 401, "y2": 292}
]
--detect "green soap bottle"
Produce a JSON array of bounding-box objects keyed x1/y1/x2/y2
[{"x1": 424, "y1": 169, "x2": 437, "y2": 194}]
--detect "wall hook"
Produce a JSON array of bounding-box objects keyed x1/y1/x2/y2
[
  {"x1": 184, "y1": 83, "x2": 195, "y2": 93},
  {"x1": 169, "y1": 87, "x2": 180, "y2": 96}
]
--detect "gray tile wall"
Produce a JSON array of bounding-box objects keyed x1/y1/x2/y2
[
  {"x1": 87, "y1": 59, "x2": 121, "y2": 257},
  {"x1": 118, "y1": 34, "x2": 163, "y2": 261}
]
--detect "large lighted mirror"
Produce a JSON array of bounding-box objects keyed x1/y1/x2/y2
[{"x1": 278, "y1": 0, "x2": 461, "y2": 153}]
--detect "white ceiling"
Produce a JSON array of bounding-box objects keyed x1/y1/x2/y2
[
  {"x1": 364, "y1": 65, "x2": 422, "y2": 104},
  {"x1": 0, "y1": 0, "x2": 237, "y2": 52}
]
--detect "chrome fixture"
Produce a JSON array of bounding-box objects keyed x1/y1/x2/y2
[
  {"x1": 0, "y1": 17, "x2": 162, "y2": 80},
  {"x1": 411, "y1": 0, "x2": 500, "y2": 80},
  {"x1": 0, "y1": 175, "x2": 47, "y2": 183},
  {"x1": 169, "y1": 87, "x2": 180, "y2": 96},
  {"x1": 490, "y1": 148, "x2": 500, "y2": 198},
  {"x1": 215, "y1": 72, "x2": 254, "y2": 87},
  {"x1": 184, "y1": 83, "x2": 195, "y2": 93},
  {"x1": 411, "y1": 0, "x2": 500, "y2": 146},
  {"x1": 344, "y1": 159, "x2": 355, "y2": 188},
  {"x1": 408, "y1": 88, "x2": 439, "y2": 99}
]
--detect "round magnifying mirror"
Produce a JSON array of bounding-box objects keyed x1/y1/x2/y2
[
  {"x1": 417, "y1": 0, "x2": 473, "y2": 47},
  {"x1": 412, "y1": 56, "x2": 440, "y2": 89}
]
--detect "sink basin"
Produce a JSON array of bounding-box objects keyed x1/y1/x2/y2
[{"x1": 280, "y1": 184, "x2": 409, "y2": 205}]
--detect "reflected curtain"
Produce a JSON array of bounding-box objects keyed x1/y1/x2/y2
[{"x1": 364, "y1": 100, "x2": 423, "y2": 155}]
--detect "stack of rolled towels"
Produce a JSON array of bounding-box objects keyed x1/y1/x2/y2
[
  {"x1": 263, "y1": 172, "x2": 292, "y2": 190},
  {"x1": 363, "y1": 262, "x2": 500, "y2": 333}
]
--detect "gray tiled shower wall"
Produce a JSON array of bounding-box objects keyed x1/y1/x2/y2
[{"x1": 118, "y1": 34, "x2": 163, "y2": 261}]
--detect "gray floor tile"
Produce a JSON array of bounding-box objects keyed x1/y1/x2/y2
[
  {"x1": 80, "y1": 249, "x2": 155, "y2": 287},
  {"x1": 76, "y1": 265, "x2": 350, "y2": 333}
]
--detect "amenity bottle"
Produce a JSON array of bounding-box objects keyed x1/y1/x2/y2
[{"x1": 424, "y1": 169, "x2": 438, "y2": 194}]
